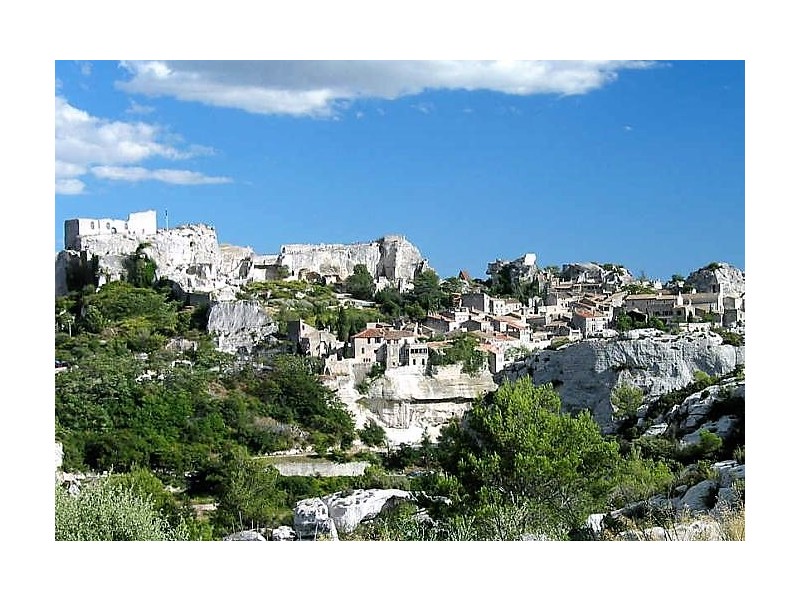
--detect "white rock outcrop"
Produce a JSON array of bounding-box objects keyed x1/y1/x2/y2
[
  {"x1": 501, "y1": 330, "x2": 744, "y2": 427},
  {"x1": 278, "y1": 235, "x2": 429, "y2": 290},
  {"x1": 293, "y1": 498, "x2": 338, "y2": 540},
  {"x1": 206, "y1": 300, "x2": 277, "y2": 354},
  {"x1": 269, "y1": 526, "x2": 297, "y2": 541},
  {"x1": 368, "y1": 364, "x2": 497, "y2": 402},
  {"x1": 686, "y1": 262, "x2": 745, "y2": 297},
  {"x1": 222, "y1": 530, "x2": 267, "y2": 541}
]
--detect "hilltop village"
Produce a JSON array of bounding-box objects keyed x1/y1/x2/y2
[
  {"x1": 54, "y1": 209, "x2": 745, "y2": 541},
  {"x1": 56, "y1": 209, "x2": 745, "y2": 380}
]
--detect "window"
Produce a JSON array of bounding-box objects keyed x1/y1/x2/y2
[{"x1": 90, "y1": 222, "x2": 95, "y2": 229}]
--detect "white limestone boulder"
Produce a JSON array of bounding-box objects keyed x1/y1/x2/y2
[
  {"x1": 293, "y1": 498, "x2": 338, "y2": 540},
  {"x1": 223, "y1": 530, "x2": 267, "y2": 541},
  {"x1": 322, "y1": 488, "x2": 414, "y2": 534},
  {"x1": 270, "y1": 526, "x2": 297, "y2": 541}
]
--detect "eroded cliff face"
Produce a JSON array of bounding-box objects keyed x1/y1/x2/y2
[
  {"x1": 324, "y1": 363, "x2": 496, "y2": 445},
  {"x1": 686, "y1": 263, "x2": 745, "y2": 296},
  {"x1": 278, "y1": 236, "x2": 429, "y2": 289},
  {"x1": 500, "y1": 329, "x2": 745, "y2": 428},
  {"x1": 207, "y1": 300, "x2": 277, "y2": 354}
]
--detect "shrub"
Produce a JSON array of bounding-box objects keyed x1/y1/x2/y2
[
  {"x1": 359, "y1": 420, "x2": 387, "y2": 447},
  {"x1": 55, "y1": 478, "x2": 190, "y2": 541}
]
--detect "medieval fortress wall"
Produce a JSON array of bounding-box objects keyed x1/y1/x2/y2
[
  {"x1": 56, "y1": 210, "x2": 430, "y2": 299},
  {"x1": 65, "y1": 210, "x2": 157, "y2": 251}
]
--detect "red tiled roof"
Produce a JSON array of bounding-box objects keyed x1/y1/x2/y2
[{"x1": 352, "y1": 327, "x2": 416, "y2": 340}]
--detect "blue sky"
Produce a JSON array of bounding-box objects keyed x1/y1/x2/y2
[{"x1": 55, "y1": 60, "x2": 744, "y2": 282}]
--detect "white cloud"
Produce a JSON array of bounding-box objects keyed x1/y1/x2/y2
[
  {"x1": 125, "y1": 100, "x2": 155, "y2": 115},
  {"x1": 91, "y1": 166, "x2": 231, "y2": 185},
  {"x1": 116, "y1": 60, "x2": 655, "y2": 117},
  {"x1": 55, "y1": 179, "x2": 86, "y2": 195},
  {"x1": 55, "y1": 96, "x2": 229, "y2": 194}
]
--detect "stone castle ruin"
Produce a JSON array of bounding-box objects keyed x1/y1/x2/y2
[
  {"x1": 64, "y1": 210, "x2": 157, "y2": 251},
  {"x1": 55, "y1": 210, "x2": 431, "y2": 300}
]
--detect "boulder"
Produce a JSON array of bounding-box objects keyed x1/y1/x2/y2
[
  {"x1": 322, "y1": 488, "x2": 414, "y2": 534},
  {"x1": 293, "y1": 498, "x2": 338, "y2": 540},
  {"x1": 223, "y1": 530, "x2": 267, "y2": 541},
  {"x1": 675, "y1": 479, "x2": 718, "y2": 513},
  {"x1": 270, "y1": 526, "x2": 297, "y2": 541}
]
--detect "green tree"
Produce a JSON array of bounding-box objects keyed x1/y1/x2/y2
[
  {"x1": 254, "y1": 355, "x2": 356, "y2": 448},
  {"x1": 207, "y1": 447, "x2": 288, "y2": 534},
  {"x1": 359, "y1": 420, "x2": 387, "y2": 447},
  {"x1": 345, "y1": 264, "x2": 376, "y2": 300},
  {"x1": 611, "y1": 383, "x2": 644, "y2": 419},
  {"x1": 410, "y1": 269, "x2": 444, "y2": 313},
  {"x1": 437, "y1": 377, "x2": 621, "y2": 537},
  {"x1": 124, "y1": 251, "x2": 158, "y2": 288}
]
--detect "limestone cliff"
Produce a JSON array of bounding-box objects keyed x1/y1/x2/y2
[
  {"x1": 324, "y1": 364, "x2": 497, "y2": 445},
  {"x1": 207, "y1": 300, "x2": 277, "y2": 354},
  {"x1": 56, "y1": 225, "x2": 430, "y2": 298},
  {"x1": 500, "y1": 329, "x2": 744, "y2": 428},
  {"x1": 277, "y1": 235, "x2": 429, "y2": 289},
  {"x1": 686, "y1": 262, "x2": 745, "y2": 297}
]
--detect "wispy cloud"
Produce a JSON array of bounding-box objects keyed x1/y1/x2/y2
[
  {"x1": 125, "y1": 100, "x2": 155, "y2": 115},
  {"x1": 412, "y1": 102, "x2": 434, "y2": 114},
  {"x1": 115, "y1": 60, "x2": 655, "y2": 118},
  {"x1": 55, "y1": 96, "x2": 229, "y2": 195},
  {"x1": 91, "y1": 166, "x2": 232, "y2": 185}
]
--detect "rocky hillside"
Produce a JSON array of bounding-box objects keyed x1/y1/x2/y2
[{"x1": 500, "y1": 329, "x2": 744, "y2": 429}]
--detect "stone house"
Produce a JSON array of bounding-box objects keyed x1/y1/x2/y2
[
  {"x1": 624, "y1": 292, "x2": 680, "y2": 321},
  {"x1": 572, "y1": 308, "x2": 609, "y2": 337},
  {"x1": 349, "y1": 327, "x2": 420, "y2": 368},
  {"x1": 287, "y1": 320, "x2": 342, "y2": 358}
]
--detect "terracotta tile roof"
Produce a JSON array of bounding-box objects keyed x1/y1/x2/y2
[{"x1": 352, "y1": 327, "x2": 416, "y2": 340}]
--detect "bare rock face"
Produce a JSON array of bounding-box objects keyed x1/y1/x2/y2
[
  {"x1": 358, "y1": 364, "x2": 497, "y2": 442},
  {"x1": 501, "y1": 330, "x2": 744, "y2": 428},
  {"x1": 368, "y1": 364, "x2": 497, "y2": 402},
  {"x1": 686, "y1": 262, "x2": 745, "y2": 297},
  {"x1": 277, "y1": 235, "x2": 429, "y2": 290},
  {"x1": 207, "y1": 300, "x2": 277, "y2": 354}
]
